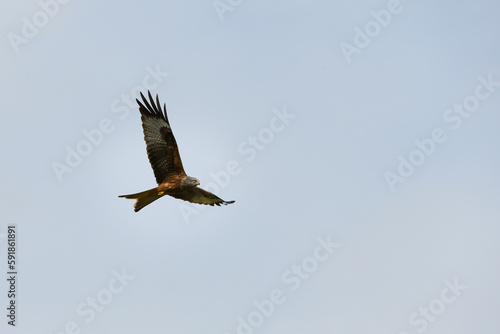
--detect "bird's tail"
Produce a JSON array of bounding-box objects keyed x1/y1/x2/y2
[{"x1": 119, "y1": 187, "x2": 163, "y2": 212}]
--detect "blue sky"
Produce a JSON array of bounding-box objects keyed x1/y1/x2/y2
[{"x1": 1, "y1": 1, "x2": 500, "y2": 333}]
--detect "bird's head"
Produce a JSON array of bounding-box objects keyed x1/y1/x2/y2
[{"x1": 182, "y1": 176, "x2": 200, "y2": 188}]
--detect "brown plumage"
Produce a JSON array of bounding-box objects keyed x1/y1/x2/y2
[{"x1": 119, "y1": 91, "x2": 235, "y2": 212}]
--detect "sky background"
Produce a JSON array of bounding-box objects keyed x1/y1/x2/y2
[{"x1": 1, "y1": 0, "x2": 500, "y2": 333}]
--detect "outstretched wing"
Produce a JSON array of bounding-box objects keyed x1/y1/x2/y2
[
  {"x1": 137, "y1": 91, "x2": 185, "y2": 184},
  {"x1": 171, "y1": 187, "x2": 235, "y2": 206}
]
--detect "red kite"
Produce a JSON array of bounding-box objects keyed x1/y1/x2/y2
[{"x1": 119, "y1": 91, "x2": 235, "y2": 212}]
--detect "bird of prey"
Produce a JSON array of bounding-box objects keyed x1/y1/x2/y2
[{"x1": 119, "y1": 91, "x2": 235, "y2": 212}]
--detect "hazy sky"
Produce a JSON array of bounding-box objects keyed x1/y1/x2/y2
[{"x1": 1, "y1": 1, "x2": 500, "y2": 333}]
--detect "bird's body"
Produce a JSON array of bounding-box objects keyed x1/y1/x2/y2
[{"x1": 119, "y1": 91, "x2": 234, "y2": 212}]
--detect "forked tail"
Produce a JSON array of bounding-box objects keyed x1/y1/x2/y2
[{"x1": 119, "y1": 187, "x2": 163, "y2": 212}]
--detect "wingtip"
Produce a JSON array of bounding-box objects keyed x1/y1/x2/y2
[{"x1": 136, "y1": 90, "x2": 169, "y2": 123}]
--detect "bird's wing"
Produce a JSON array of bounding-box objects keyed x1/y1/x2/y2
[
  {"x1": 171, "y1": 187, "x2": 235, "y2": 206},
  {"x1": 137, "y1": 91, "x2": 186, "y2": 184}
]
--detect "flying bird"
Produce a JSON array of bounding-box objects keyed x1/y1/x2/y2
[{"x1": 119, "y1": 91, "x2": 235, "y2": 212}]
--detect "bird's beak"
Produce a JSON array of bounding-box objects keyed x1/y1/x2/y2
[{"x1": 195, "y1": 180, "x2": 200, "y2": 185}]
